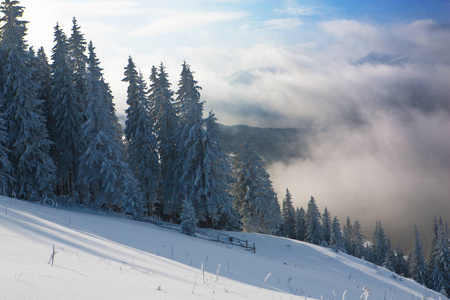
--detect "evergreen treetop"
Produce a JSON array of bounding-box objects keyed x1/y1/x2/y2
[{"x1": 321, "y1": 207, "x2": 331, "y2": 245}]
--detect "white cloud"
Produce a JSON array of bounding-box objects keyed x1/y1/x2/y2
[
  {"x1": 50, "y1": 1, "x2": 144, "y2": 17},
  {"x1": 274, "y1": 6, "x2": 319, "y2": 16},
  {"x1": 321, "y1": 19, "x2": 380, "y2": 41},
  {"x1": 81, "y1": 21, "x2": 120, "y2": 36},
  {"x1": 263, "y1": 18, "x2": 303, "y2": 30},
  {"x1": 129, "y1": 11, "x2": 248, "y2": 37}
]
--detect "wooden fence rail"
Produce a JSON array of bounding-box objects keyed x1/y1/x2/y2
[
  {"x1": 135, "y1": 215, "x2": 256, "y2": 253},
  {"x1": 194, "y1": 230, "x2": 256, "y2": 253}
]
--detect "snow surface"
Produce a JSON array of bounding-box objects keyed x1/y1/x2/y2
[{"x1": 0, "y1": 196, "x2": 446, "y2": 300}]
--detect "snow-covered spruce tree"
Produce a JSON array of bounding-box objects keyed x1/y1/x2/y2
[
  {"x1": 364, "y1": 243, "x2": 375, "y2": 264},
  {"x1": 171, "y1": 62, "x2": 208, "y2": 224},
  {"x1": 67, "y1": 18, "x2": 88, "y2": 179},
  {"x1": 427, "y1": 216, "x2": 450, "y2": 295},
  {"x1": 394, "y1": 243, "x2": 407, "y2": 277},
  {"x1": 372, "y1": 220, "x2": 388, "y2": 266},
  {"x1": 330, "y1": 216, "x2": 343, "y2": 252},
  {"x1": 0, "y1": 108, "x2": 14, "y2": 195},
  {"x1": 0, "y1": 0, "x2": 56, "y2": 200},
  {"x1": 122, "y1": 57, "x2": 158, "y2": 215},
  {"x1": 145, "y1": 65, "x2": 163, "y2": 215},
  {"x1": 121, "y1": 170, "x2": 145, "y2": 219},
  {"x1": 149, "y1": 63, "x2": 178, "y2": 219},
  {"x1": 281, "y1": 188, "x2": 296, "y2": 239},
  {"x1": 409, "y1": 225, "x2": 427, "y2": 285},
  {"x1": 352, "y1": 220, "x2": 365, "y2": 258},
  {"x1": 233, "y1": 136, "x2": 281, "y2": 234},
  {"x1": 428, "y1": 216, "x2": 439, "y2": 262},
  {"x1": 30, "y1": 47, "x2": 52, "y2": 123},
  {"x1": 305, "y1": 196, "x2": 323, "y2": 245},
  {"x1": 50, "y1": 24, "x2": 83, "y2": 198},
  {"x1": 342, "y1": 217, "x2": 353, "y2": 255},
  {"x1": 77, "y1": 42, "x2": 144, "y2": 216},
  {"x1": 204, "y1": 111, "x2": 240, "y2": 230},
  {"x1": 321, "y1": 207, "x2": 331, "y2": 246},
  {"x1": 68, "y1": 17, "x2": 87, "y2": 108},
  {"x1": 384, "y1": 238, "x2": 396, "y2": 272},
  {"x1": 295, "y1": 207, "x2": 306, "y2": 241},
  {"x1": 180, "y1": 198, "x2": 198, "y2": 236}
]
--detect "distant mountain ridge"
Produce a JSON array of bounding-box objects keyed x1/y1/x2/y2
[{"x1": 353, "y1": 52, "x2": 409, "y2": 66}]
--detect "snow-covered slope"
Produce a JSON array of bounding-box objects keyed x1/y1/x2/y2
[{"x1": 0, "y1": 196, "x2": 445, "y2": 300}]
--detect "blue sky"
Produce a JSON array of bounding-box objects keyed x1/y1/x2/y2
[
  {"x1": 322, "y1": 0, "x2": 450, "y2": 23},
  {"x1": 18, "y1": 0, "x2": 450, "y2": 247}
]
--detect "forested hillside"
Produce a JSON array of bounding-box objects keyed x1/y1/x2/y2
[{"x1": 219, "y1": 124, "x2": 309, "y2": 164}]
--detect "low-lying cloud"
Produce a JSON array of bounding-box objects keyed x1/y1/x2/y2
[{"x1": 195, "y1": 19, "x2": 450, "y2": 250}]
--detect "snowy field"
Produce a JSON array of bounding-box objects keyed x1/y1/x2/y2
[{"x1": 0, "y1": 196, "x2": 446, "y2": 300}]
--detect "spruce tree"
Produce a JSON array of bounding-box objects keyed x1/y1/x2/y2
[
  {"x1": 121, "y1": 171, "x2": 145, "y2": 218},
  {"x1": 31, "y1": 47, "x2": 52, "y2": 123},
  {"x1": 68, "y1": 18, "x2": 88, "y2": 179},
  {"x1": 384, "y1": 238, "x2": 396, "y2": 272},
  {"x1": 352, "y1": 220, "x2": 365, "y2": 258},
  {"x1": 50, "y1": 23, "x2": 83, "y2": 198},
  {"x1": 372, "y1": 221, "x2": 387, "y2": 266},
  {"x1": 409, "y1": 225, "x2": 427, "y2": 285},
  {"x1": 295, "y1": 207, "x2": 306, "y2": 241},
  {"x1": 123, "y1": 58, "x2": 158, "y2": 214},
  {"x1": 77, "y1": 42, "x2": 142, "y2": 214},
  {"x1": 365, "y1": 243, "x2": 375, "y2": 263},
  {"x1": 281, "y1": 188, "x2": 296, "y2": 238},
  {"x1": 68, "y1": 17, "x2": 87, "y2": 107},
  {"x1": 172, "y1": 62, "x2": 207, "y2": 224},
  {"x1": 394, "y1": 243, "x2": 407, "y2": 277},
  {"x1": 330, "y1": 216, "x2": 343, "y2": 252},
  {"x1": 180, "y1": 198, "x2": 198, "y2": 236},
  {"x1": 0, "y1": 0, "x2": 56, "y2": 200},
  {"x1": 342, "y1": 217, "x2": 353, "y2": 255},
  {"x1": 321, "y1": 207, "x2": 331, "y2": 246},
  {"x1": 305, "y1": 196, "x2": 323, "y2": 245},
  {"x1": 0, "y1": 110, "x2": 13, "y2": 195},
  {"x1": 149, "y1": 63, "x2": 178, "y2": 218},
  {"x1": 204, "y1": 111, "x2": 240, "y2": 230},
  {"x1": 233, "y1": 136, "x2": 281, "y2": 234},
  {"x1": 427, "y1": 216, "x2": 450, "y2": 295}
]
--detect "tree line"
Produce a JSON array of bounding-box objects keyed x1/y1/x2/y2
[{"x1": 280, "y1": 192, "x2": 450, "y2": 296}]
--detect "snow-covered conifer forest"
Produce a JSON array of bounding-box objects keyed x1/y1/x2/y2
[{"x1": 0, "y1": 1, "x2": 449, "y2": 298}]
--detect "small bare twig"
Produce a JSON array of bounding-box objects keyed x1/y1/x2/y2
[
  {"x1": 192, "y1": 274, "x2": 197, "y2": 294},
  {"x1": 48, "y1": 245, "x2": 57, "y2": 266},
  {"x1": 215, "y1": 264, "x2": 221, "y2": 283},
  {"x1": 201, "y1": 262, "x2": 205, "y2": 284}
]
